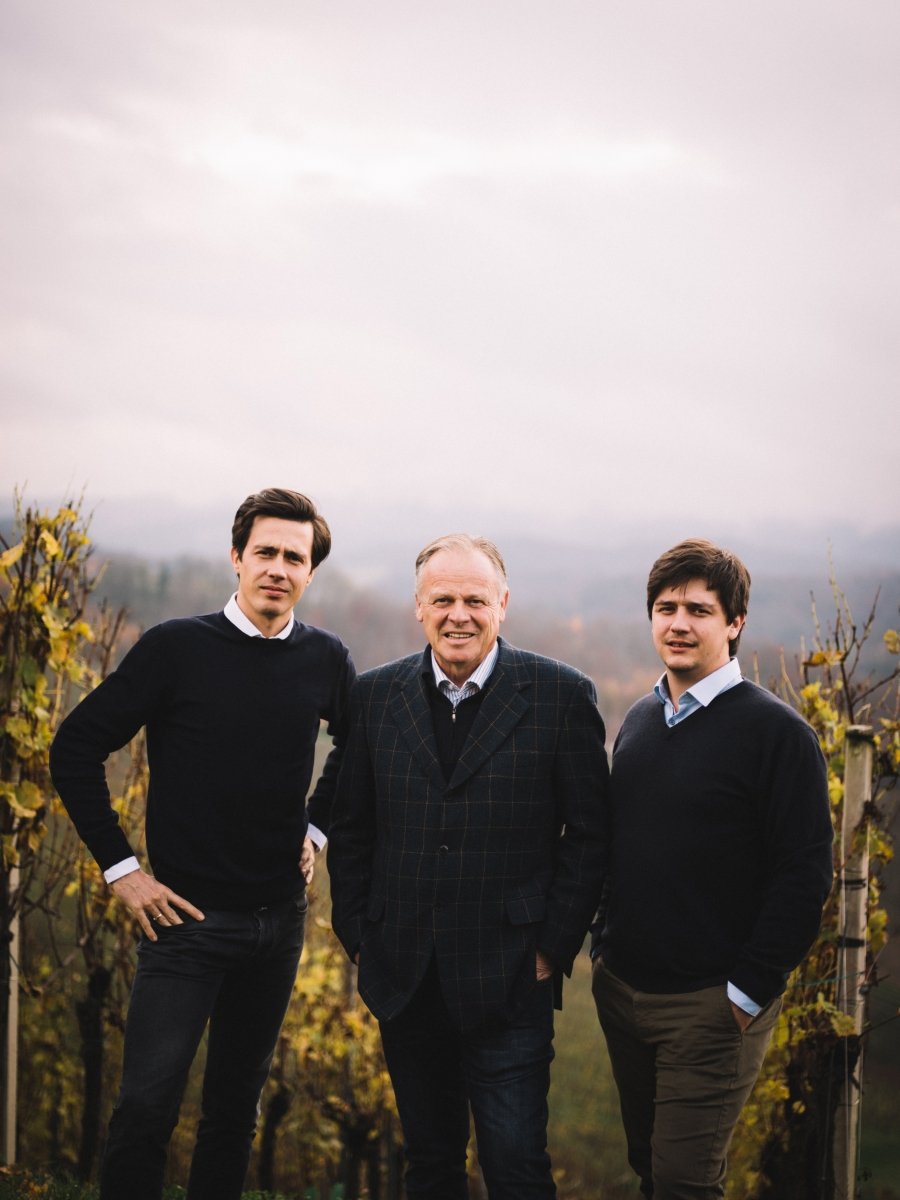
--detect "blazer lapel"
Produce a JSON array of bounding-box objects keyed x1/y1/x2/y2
[
  {"x1": 388, "y1": 658, "x2": 446, "y2": 790},
  {"x1": 448, "y1": 644, "x2": 529, "y2": 791}
]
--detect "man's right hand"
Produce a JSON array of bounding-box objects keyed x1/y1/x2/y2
[{"x1": 110, "y1": 869, "x2": 205, "y2": 942}]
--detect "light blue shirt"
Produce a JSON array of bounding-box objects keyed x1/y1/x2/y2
[
  {"x1": 653, "y1": 656, "x2": 742, "y2": 727},
  {"x1": 653, "y1": 658, "x2": 761, "y2": 1018}
]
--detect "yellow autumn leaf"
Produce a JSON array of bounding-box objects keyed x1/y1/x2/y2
[
  {"x1": 17, "y1": 780, "x2": 42, "y2": 805},
  {"x1": 803, "y1": 649, "x2": 845, "y2": 668},
  {"x1": 7, "y1": 798, "x2": 36, "y2": 820},
  {"x1": 0, "y1": 541, "x2": 25, "y2": 570},
  {"x1": 3, "y1": 715, "x2": 33, "y2": 743},
  {"x1": 39, "y1": 528, "x2": 62, "y2": 557}
]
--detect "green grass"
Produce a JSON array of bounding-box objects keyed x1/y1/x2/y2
[
  {"x1": 858, "y1": 971, "x2": 900, "y2": 1200},
  {"x1": 858, "y1": 1069, "x2": 900, "y2": 1200},
  {"x1": 0, "y1": 1170, "x2": 92, "y2": 1200},
  {"x1": 548, "y1": 954, "x2": 636, "y2": 1199}
]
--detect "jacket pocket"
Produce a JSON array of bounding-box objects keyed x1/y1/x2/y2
[{"x1": 505, "y1": 892, "x2": 547, "y2": 926}]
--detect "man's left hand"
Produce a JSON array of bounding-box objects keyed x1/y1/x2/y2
[
  {"x1": 300, "y1": 836, "x2": 316, "y2": 885},
  {"x1": 536, "y1": 950, "x2": 554, "y2": 982}
]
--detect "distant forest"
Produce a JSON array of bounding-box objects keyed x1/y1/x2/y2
[{"x1": 92, "y1": 547, "x2": 900, "y2": 735}]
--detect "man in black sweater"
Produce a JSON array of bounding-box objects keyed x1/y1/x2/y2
[
  {"x1": 50, "y1": 488, "x2": 355, "y2": 1200},
  {"x1": 591, "y1": 538, "x2": 833, "y2": 1200}
]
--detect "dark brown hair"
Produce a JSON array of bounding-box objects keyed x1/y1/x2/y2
[
  {"x1": 647, "y1": 538, "x2": 750, "y2": 655},
  {"x1": 231, "y1": 489, "x2": 331, "y2": 567}
]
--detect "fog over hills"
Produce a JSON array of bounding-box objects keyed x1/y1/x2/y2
[
  {"x1": 14, "y1": 494, "x2": 897, "y2": 592},
  {"x1": 84, "y1": 497, "x2": 900, "y2": 642},
  {"x1": 4, "y1": 498, "x2": 898, "y2": 655}
]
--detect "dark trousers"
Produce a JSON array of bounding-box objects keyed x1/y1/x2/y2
[
  {"x1": 100, "y1": 896, "x2": 307, "y2": 1200},
  {"x1": 592, "y1": 959, "x2": 780, "y2": 1200},
  {"x1": 379, "y1": 958, "x2": 557, "y2": 1200}
]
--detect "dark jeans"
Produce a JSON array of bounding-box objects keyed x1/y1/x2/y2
[
  {"x1": 379, "y1": 958, "x2": 557, "y2": 1200},
  {"x1": 100, "y1": 895, "x2": 307, "y2": 1200}
]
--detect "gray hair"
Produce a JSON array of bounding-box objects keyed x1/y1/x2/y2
[{"x1": 415, "y1": 533, "x2": 508, "y2": 592}]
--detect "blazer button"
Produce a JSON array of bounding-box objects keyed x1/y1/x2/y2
[{"x1": 439, "y1": 844, "x2": 449, "y2": 853}]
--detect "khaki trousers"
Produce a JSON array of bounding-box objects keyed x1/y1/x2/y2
[{"x1": 592, "y1": 959, "x2": 780, "y2": 1200}]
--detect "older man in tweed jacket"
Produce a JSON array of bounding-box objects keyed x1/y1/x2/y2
[{"x1": 328, "y1": 533, "x2": 608, "y2": 1200}]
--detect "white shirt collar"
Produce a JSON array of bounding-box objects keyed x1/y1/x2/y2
[
  {"x1": 224, "y1": 593, "x2": 294, "y2": 640},
  {"x1": 430, "y1": 640, "x2": 500, "y2": 693}
]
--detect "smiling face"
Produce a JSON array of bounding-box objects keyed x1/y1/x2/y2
[
  {"x1": 651, "y1": 579, "x2": 745, "y2": 701},
  {"x1": 415, "y1": 546, "x2": 509, "y2": 685},
  {"x1": 230, "y1": 515, "x2": 315, "y2": 636}
]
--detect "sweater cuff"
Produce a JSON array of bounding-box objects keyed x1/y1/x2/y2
[
  {"x1": 307, "y1": 823, "x2": 326, "y2": 851},
  {"x1": 104, "y1": 856, "x2": 141, "y2": 884}
]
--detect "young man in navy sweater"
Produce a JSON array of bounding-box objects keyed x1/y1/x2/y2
[
  {"x1": 50, "y1": 488, "x2": 355, "y2": 1200},
  {"x1": 591, "y1": 538, "x2": 833, "y2": 1200}
]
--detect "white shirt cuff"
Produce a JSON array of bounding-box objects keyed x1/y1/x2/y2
[
  {"x1": 727, "y1": 982, "x2": 762, "y2": 1017},
  {"x1": 307, "y1": 824, "x2": 326, "y2": 851},
  {"x1": 103, "y1": 856, "x2": 141, "y2": 884}
]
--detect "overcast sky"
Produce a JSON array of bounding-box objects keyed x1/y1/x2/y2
[{"x1": 2, "y1": 1, "x2": 898, "y2": 563}]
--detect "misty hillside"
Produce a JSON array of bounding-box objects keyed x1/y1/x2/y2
[
  {"x1": 84, "y1": 541, "x2": 899, "y2": 735},
  {"x1": 3, "y1": 504, "x2": 896, "y2": 728}
]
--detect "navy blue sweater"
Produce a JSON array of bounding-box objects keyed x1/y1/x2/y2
[
  {"x1": 50, "y1": 612, "x2": 355, "y2": 909},
  {"x1": 594, "y1": 680, "x2": 833, "y2": 1006}
]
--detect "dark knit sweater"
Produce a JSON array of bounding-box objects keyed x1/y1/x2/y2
[
  {"x1": 594, "y1": 680, "x2": 833, "y2": 1006},
  {"x1": 423, "y1": 669, "x2": 487, "y2": 780},
  {"x1": 50, "y1": 612, "x2": 355, "y2": 909}
]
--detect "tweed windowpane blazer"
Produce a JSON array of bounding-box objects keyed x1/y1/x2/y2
[{"x1": 328, "y1": 639, "x2": 609, "y2": 1031}]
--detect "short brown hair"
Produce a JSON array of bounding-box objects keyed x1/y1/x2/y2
[
  {"x1": 415, "y1": 533, "x2": 508, "y2": 592},
  {"x1": 647, "y1": 538, "x2": 750, "y2": 655},
  {"x1": 231, "y1": 489, "x2": 332, "y2": 567}
]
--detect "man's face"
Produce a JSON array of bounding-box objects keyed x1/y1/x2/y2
[
  {"x1": 230, "y1": 516, "x2": 315, "y2": 636},
  {"x1": 651, "y1": 579, "x2": 745, "y2": 695},
  {"x1": 415, "y1": 547, "x2": 509, "y2": 686}
]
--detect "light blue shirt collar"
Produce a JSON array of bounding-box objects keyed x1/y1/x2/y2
[
  {"x1": 224, "y1": 593, "x2": 294, "y2": 640},
  {"x1": 654, "y1": 657, "x2": 743, "y2": 727},
  {"x1": 430, "y1": 640, "x2": 499, "y2": 697}
]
